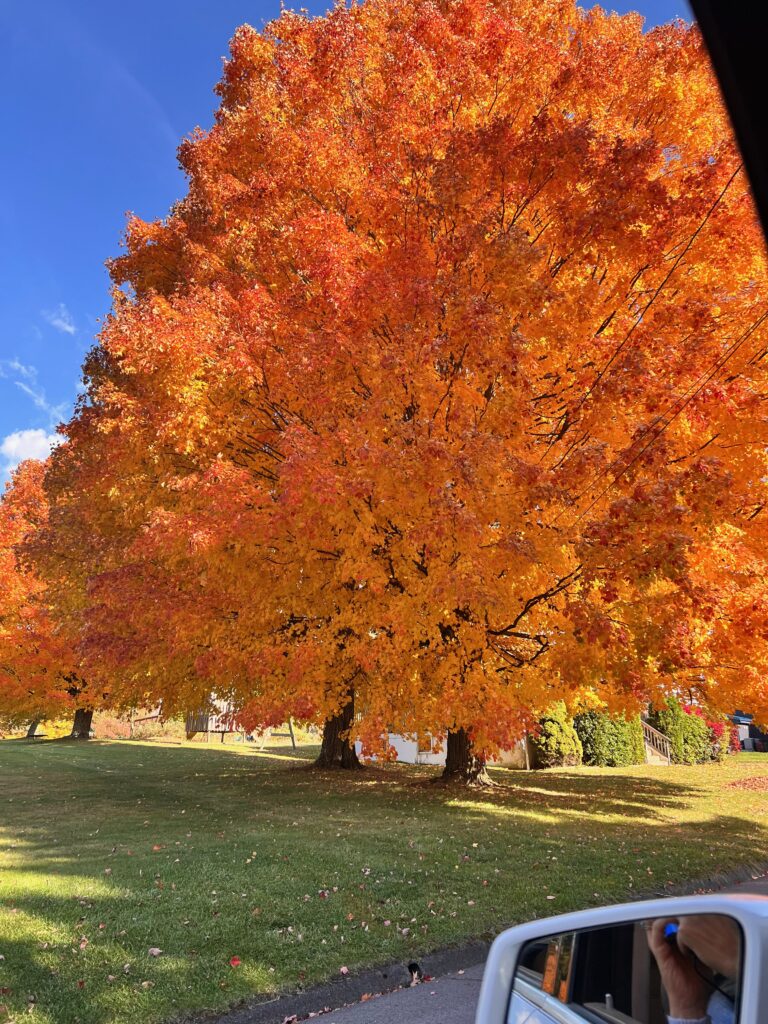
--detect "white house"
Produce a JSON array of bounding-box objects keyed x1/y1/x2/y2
[{"x1": 384, "y1": 733, "x2": 532, "y2": 769}]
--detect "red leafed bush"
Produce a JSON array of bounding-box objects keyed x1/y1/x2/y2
[{"x1": 729, "y1": 724, "x2": 742, "y2": 753}]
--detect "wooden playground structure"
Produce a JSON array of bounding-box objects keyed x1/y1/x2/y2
[{"x1": 184, "y1": 702, "x2": 296, "y2": 749}]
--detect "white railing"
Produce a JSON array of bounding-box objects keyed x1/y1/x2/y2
[{"x1": 641, "y1": 718, "x2": 672, "y2": 764}]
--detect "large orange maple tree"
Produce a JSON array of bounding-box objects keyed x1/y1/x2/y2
[{"x1": 33, "y1": 0, "x2": 768, "y2": 780}]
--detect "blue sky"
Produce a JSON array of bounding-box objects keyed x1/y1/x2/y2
[{"x1": 1, "y1": 0, "x2": 690, "y2": 480}]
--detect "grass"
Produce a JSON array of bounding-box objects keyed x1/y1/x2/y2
[{"x1": 1, "y1": 741, "x2": 767, "y2": 1024}]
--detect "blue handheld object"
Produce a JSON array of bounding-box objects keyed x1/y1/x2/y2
[{"x1": 664, "y1": 922, "x2": 680, "y2": 944}]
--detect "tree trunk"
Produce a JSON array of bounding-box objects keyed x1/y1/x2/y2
[
  {"x1": 70, "y1": 708, "x2": 93, "y2": 740},
  {"x1": 26, "y1": 719, "x2": 42, "y2": 738},
  {"x1": 340, "y1": 732, "x2": 362, "y2": 769},
  {"x1": 440, "y1": 727, "x2": 493, "y2": 786},
  {"x1": 315, "y1": 689, "x2": 362, "y2": 770}
]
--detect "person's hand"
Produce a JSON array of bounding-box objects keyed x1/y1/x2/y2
[
  {"x1": 647, "y1": 918, "x2": 710, "y2": 1021},
  {"x1": 675, "y1": 914, "x2": 740, "y2": 981}
]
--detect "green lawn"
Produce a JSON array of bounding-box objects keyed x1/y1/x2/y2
[{"x1": 1, "y1": 741, "x2": 767, "y2": 1024}]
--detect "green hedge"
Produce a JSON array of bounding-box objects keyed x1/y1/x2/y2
[
  {"x1": 533, "y1": 701, "x2": 583, "y2": 768},
  {"x1": 648, "y1": 697, "x2": 714, "y2": 764},
  {"x1": 533, "y1": 698, "x2": 726, "y2": 769},
  {"x1": 574, "y1": 711, "x2": 646, "y2": 767}
]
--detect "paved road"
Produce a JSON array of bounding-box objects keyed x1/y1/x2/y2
[
  {"x1": 312, "y1": 873, "x2": 768, "y2": 1024},
  {"x1": 323, "y1": 963, "x2": 486, "y2": 1024}
]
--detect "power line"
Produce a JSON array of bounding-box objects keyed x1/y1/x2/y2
[
  {"x1": 575, "y1": 163, "x2": 742, "y2": 410},
  {"x1": 543, "y1": 163, "x2": 744, "y2": 478},
  {"x1": 552, "y1": 316, "x2": 751, "y2": 521},
  {"x1": 565, "y1": 308, "x2": 768, "y2": 530}
]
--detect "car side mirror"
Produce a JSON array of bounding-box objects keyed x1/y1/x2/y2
[{"x1": 475, "y1": 895, "x2": 768, "y2": 1024}]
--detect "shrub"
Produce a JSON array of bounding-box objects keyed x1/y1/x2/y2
[
  {"x1": 92, "y1": 714, "x2": 131, "y2": 740},
  {"x1": 706, "y1": 715, "x2": 729, "y2": 762},
  {"x1": 649, "y1": 698, "x2": 687, "y2": 762},
  {"x1": 680, "y1": 706, "x2": 711, "y2": 763},
  {"x1": 729, "y1": 723, "x2": 741, "y2": 754},
  {"x1": 574, "y1": 711, "x2": 645, "y2": 767},
  {"x1": 649, "y1": 698, "x2": 718, "y2": 764},
  {"x1": 533, "y1": 702, "x2": 583, "y2": 768},
  {"x1": 130, "y1": 716, "x2": 188, "y2": 742}
]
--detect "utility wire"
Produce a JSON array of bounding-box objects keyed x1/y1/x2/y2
[
  {"x1": 543, "y1": 163, "x2": 744, "y2": 479},
  {"x1": 577, "y1": 164, "x2": 743, "y2": 408},
  {"x1": 566, "y1": 308, "x2": 768, "y2": 530}
]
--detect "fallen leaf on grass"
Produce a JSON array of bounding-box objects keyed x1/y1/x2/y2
[
  {"x1": 339, "y1": 966, "x2": 349, "y2": 975},
  {"x1": 141, "y1": 980, "x2": 155, "y2": 990},
  {"x1": 727, "y1": 777, "x2": 768, "y2": 792},
  {"x1": 148, "y1": 948, "x2": 162, "y2": 958}
]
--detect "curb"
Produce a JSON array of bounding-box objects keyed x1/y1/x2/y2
[
  {"x1": 647, "y1": 859, "x2": 768, "y2": 898},
  {"x1": 190, "y1": 861, "x2": 768, "y2": 1024},
  {"x1": 187, "y1": 942, "x2": 490, "y2": 1024}
]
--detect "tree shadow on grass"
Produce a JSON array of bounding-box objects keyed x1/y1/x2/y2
[
  {"x1": 0, "y1": 738, "x2": 726, "y2": 833},
  {"x1": 398, "y1": 767, "x2": 709, "y2": 821}
]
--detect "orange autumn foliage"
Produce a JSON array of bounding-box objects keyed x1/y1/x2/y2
[
  {"x1": 0, "y1": 461, "x2": 78, "y2": 727},
  {"x1": 24, "y1": 0, "x2": 768, "y2": 758}
]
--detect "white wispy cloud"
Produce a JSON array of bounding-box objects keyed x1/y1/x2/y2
[
  {"x1": 4, "y1": 358, "x2": 37, "y2": 381},
  {"x1": 41, "y1": 303, "x2": 77, "y2": 336},
  {"x1": 1, "y1": 428, "x2": 60, "y2": 478},
  {"x1": 0, "y1": 361, "x2": 70, "y2": 481},
  {"x1": 15, "y1": 380, "x2": 51, "y2": 412},
  {"x1": 15, "y1": 381, "x2": 69, "y2": 424},
  {"x1": 1, "y1": 360, "x2": 71, "y2": 430}
]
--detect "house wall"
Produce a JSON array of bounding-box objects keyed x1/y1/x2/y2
[
  {"x1": 387, "y1": 733, "x2": 447, "y2": 765},
  {"x1": 494, "y1": 740, "x2": 531, "y2": 769},
  {"x1": 385, "y1": 733, "x2": 530, "y2": 768}
]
